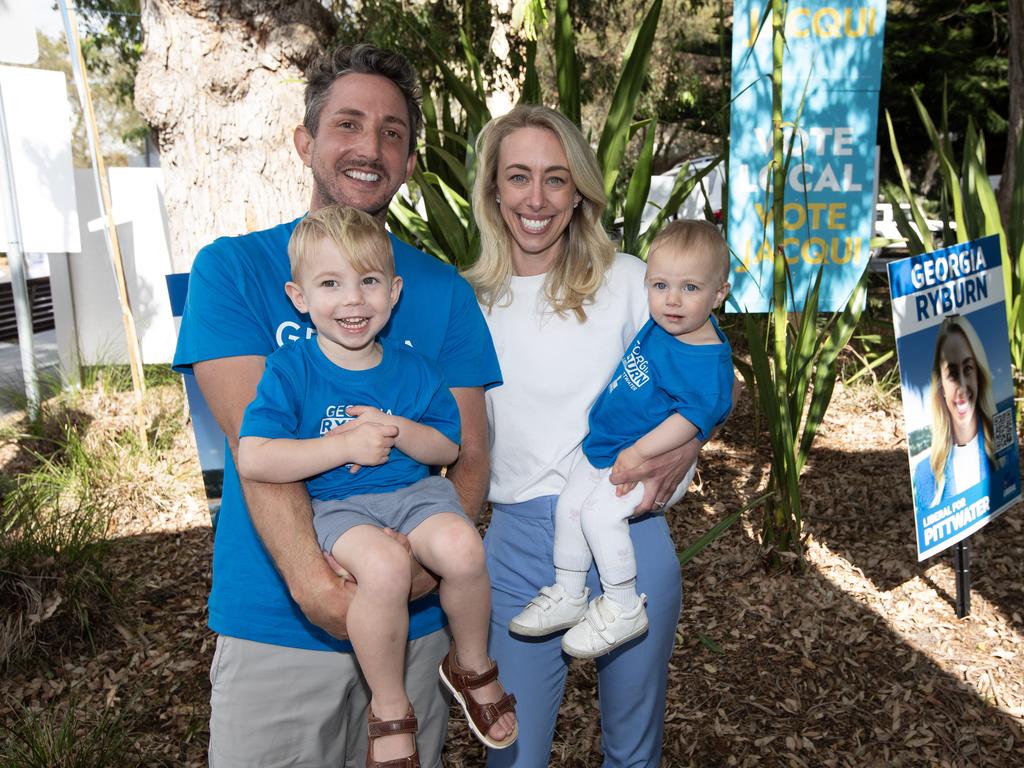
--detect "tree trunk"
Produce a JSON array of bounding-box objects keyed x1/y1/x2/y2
[
  {"x1": 134, "y1": 0, "x2": 337, "y2": 272},
  {"x1": 998, "y1": 0, "x2": 1023, "y2": 226}
]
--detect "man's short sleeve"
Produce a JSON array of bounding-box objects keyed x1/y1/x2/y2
[
  {"x1": 437, "y1": 276, "x2": 502, "y2": 390},
  {"x1": 173, "y1": 231, "x2": 295, "y2": 371}
]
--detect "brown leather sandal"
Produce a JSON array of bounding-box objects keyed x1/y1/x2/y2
[
  {"x1": 366, "y1": 706, "x2": 419, "y2": 768},
  {"x1": 438, "y1": 643, "x2": 518, "y2": 750}
]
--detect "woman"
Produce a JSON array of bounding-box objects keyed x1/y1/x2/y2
[
  {"x1": 464, "y1": 104, "x2": 702, "y2": 767},
  {"x1": 913, "y1": 315, "x2": 996, "y2": 511}
]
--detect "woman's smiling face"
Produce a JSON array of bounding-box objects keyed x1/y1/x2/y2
[
  {"x1": 938, "y1": 329, "x2": 979, "y2": 444},
  {"x1": 495, "y1": 126, "x2": 580, "y2": 276}
]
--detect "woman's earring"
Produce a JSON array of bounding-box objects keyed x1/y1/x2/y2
[
  {"x1": 496, "y1": 194, "x2": 501, "y2": 205},
  {"x1": 573, "y1": 197, "x2": 580, "y2": 209}
]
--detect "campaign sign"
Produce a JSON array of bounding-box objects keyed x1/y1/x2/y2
[
  {"x1": 888, "y1": 235, "x2": 1020, "y2": 560},
  {"x1": 167, "y1": 273, "x2": 224, "y2": 516},
  {"x1": 727, "y1": 0, "x2": 886, "y2": 312}
]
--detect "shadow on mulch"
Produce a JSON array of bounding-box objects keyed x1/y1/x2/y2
[
  {"x1": 443, "y1": 395, "x2": 1024, "y2": 766},
  {"x1": 5, "y1": 382, "x2": 1022, "y2": 767},
  {"x1": 800, "y1": 442, "x2": 1024, "y2": 633},
  {"x1": 669, "y1": 528, "x2": 1024, "y2": 767},
  {"x1": 0, "y1": 526, "x2": 215, "y2": 768}
]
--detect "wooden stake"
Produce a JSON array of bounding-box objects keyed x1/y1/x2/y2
[{"x1": 60, "y1": 4, "x2": 147, "y2": 438}]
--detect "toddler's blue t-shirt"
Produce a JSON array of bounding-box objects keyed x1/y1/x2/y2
[
  {"x1": 583, "y1": 316, "x2": 733, "y2": 469},
  {"x1": 240, "y1": 336, "x2": 460, "y2": 500}
]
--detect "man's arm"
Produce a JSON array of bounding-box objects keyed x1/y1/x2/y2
[
  {"x1": 445, "y1": 387, "x2": 490, "y2": 521},
  {"x1": 193, "y1": 356, "x2": 356, "y2": 639}
]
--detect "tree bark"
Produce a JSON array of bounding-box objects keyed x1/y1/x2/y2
[
  {"x1": 135, "y1": 0, "x2": 337, "y2": 272},
  {"x1": 998, "y1": 0, "x2": 1023, "y2": 227}
]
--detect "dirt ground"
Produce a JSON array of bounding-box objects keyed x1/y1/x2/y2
[{"x1": 2, "y1": 378, "x2": 1022, "y2": 767}]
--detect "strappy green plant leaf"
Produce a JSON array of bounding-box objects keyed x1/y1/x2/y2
[{"x1": 596, "y1": 0, "x2": 664, "y2": 219}]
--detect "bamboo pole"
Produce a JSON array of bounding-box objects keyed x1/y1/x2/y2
[{"x1": 58, "y1": 2, "x2": 147, "y2": 438}]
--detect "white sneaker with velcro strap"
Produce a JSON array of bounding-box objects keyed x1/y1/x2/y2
[
  {"x1": 508, "y1": 584, "x2": 590, "y2": 637},
  {"x1": 560, "y1": 594, "x2": 649, "y2": 658}
]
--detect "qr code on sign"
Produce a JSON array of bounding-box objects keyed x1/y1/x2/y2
[{"x1": 993, "y1": 408, "x2": 1015, "y2": 452}]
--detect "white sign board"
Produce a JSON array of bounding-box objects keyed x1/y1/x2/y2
[
  {"x1": 0, "y1": 2, "x2": 40, "y2": 65},
  {"x1": 0, "y1": 65, "x2": 80, "y2": 253}
]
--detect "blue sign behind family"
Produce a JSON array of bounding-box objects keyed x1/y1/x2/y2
[{"x1": 727, "y1": 0, "x2": 887, "y2": 312}]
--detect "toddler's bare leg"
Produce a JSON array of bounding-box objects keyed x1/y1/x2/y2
[
  {"x1": 408, "y1": 513, "x2": 516, "y2": 742},
  {"x1": 331, "y1": 526, "x2": 414, "y2": 763}
]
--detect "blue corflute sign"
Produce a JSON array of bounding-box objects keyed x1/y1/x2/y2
[
  {"x1": 727, "y1": 0, "x2": 887, "y2": 312},
  {"x1": 888, "y1": 235, "x2": 1020, "y2": 561}
]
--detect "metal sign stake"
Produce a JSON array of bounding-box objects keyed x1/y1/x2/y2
[
  {"x1": 0, "y1": 81, "x2": 39, "y2": 418},
  {"x1": 953, "y1": 537, "x2": 971, "y2": 618}
]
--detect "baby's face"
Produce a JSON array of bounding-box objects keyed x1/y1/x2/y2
[{"x1": 645, "y1": 245, "x2": 729, "y2": 339}]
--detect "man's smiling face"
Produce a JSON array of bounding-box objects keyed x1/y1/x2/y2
[{"x1": 295, "y1": 72, "x2": 417, "y2": 218}]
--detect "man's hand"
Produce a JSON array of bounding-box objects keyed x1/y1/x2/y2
[
  {"x1": 609, "y1": 440, "x2": 699, "y2": 515},
  {"x1": 293, "y1": 560, "x2": 358, "y2": 639}
]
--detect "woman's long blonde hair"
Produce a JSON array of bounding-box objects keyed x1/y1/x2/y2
[
  {"x1": 928, "y1": 315, "x2": 995, "y2": 502},
  {"x1": 464, "y1": 104, "x2": 615, "y2": 321}
]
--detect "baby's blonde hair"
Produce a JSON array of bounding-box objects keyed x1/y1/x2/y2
[
  {"x1": 288, "y1": 205, "x2": 394, "y2": 280},
  {"x1": 650, "y1": 219, "x2": 729, "y2": 285}
]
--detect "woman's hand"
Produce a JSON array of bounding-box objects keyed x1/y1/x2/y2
[{"x1": 609, "y1": 439, "x2": 700, "y2": 515}]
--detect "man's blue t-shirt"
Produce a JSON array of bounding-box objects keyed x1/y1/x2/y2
[
  {"x1": 582, "y1": 317, "x2": 733, "y2": 469},
  {"x1": 173, "y1": 216, "x2": 502, "y2": 652},
  {"x1": 240, "y1": 336, "x2": 461, "y2": 500}
]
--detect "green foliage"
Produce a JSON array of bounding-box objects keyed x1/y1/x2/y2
[
  {"x1": 79, "y1": 363, "x2": 179, "y2": 392},
  {"x1": 1, "y1": 406, "x2": 118, "y2": 663},
  {"x1": 594, "y1": 0, "x2": 665, "y2": 223},
  {"x1": 677, "y1": 490, "x2": 773, "y2": 566},
  {"x1": 883, "y1": 91, "x2": 1024, "y2": 372},
  {"x1": 740, "y1": 272, "x2": 869, "y2": 567},
  {"x1": 34, "y1": 31, "x2": 146, "y2": 165},
  {"x1": 0, "y1": 373, "x2": 186, "y2": 666},
  {"x1": 880, "y1": 0, "x2": 1010, "y2": 183},
  {"x1": 385, "y1": 0, "x2": 707, "y2": 266},
  {"x1": 0, "y1": 702, "x2": 149, "y2": 768},
  {"x1": 554, "y1": 0, "x2": 582, "y2": 126}
]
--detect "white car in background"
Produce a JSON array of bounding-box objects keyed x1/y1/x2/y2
[
  {"x1": 873, "y1": 202, "x2": 952, "y2": 262},
  {"x1": 640, "y1": 156, "x2": 724, "y2": 235}
]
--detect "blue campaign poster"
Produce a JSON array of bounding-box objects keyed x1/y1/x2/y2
[
  {"x1": 166, "y1": 273, "x2": 224, "y2": 514},
  {"x1": 727, "y1": 0, "x2": 887, "y2": 312},
  {"x1": 888, "y1": 235, "x2": 1020, "y2": 561}
]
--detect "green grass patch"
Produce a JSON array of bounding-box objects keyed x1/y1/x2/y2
[
  {"x1": 0, "y1": 702, "x2": 153, "y2": 768},
  {"x1": 0, "y1": 378, "x2": 188, "y2": 667}
]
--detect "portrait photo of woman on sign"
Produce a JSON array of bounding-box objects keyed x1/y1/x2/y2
[{"x1": 912, "y1": 315, "x2": 996, "y2": 512}]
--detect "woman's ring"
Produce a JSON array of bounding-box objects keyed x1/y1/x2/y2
[{"x1": 654, "y1": 499, "x2": 667, "y2": 509}]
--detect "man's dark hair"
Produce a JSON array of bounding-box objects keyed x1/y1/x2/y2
[{"x1": 303, "y1": 43, "x2": 422, "y2": 156}]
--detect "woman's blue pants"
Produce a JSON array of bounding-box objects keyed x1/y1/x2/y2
[{"x1": 483, "y1": 495, "x2": 682, "y2": 768}]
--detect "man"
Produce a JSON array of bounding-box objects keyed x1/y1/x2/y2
[{"x1": 173, "y1": 43, "x2": 501, "y2": 768}]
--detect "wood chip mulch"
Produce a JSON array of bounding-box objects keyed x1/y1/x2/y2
[{"x1": 2, "y1": 379, "x2": 1022, "y2": 766}]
